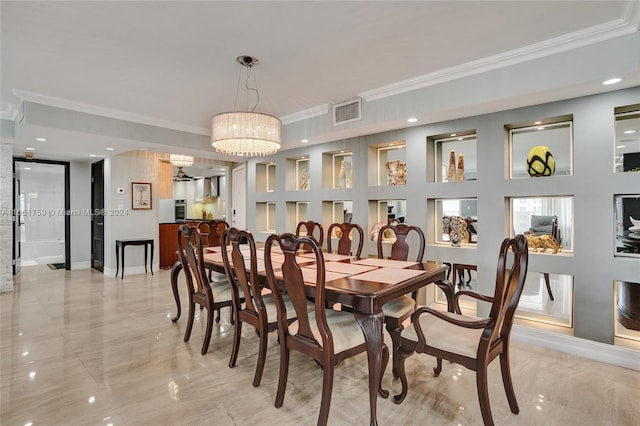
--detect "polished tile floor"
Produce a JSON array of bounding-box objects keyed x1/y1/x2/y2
[{"x1": 2, "y1": 266, "x2": 639, "y2": 425}]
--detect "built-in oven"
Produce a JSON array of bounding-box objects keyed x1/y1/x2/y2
[{"x1": 174, "y1": 199, "x2": 186, "y2": 222}]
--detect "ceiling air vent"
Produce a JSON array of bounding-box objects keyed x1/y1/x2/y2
[{"x1": 333, "y1": 98, "x2": 361, "y2": 126}]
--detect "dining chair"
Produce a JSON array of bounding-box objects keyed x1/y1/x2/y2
[
  {"x1": 221, "y1": 227, "x2": 296, "y2": 387},
  {"x1": 376, "y1": 223, "x2": 425, "y2": 377},
  {"x1": 326, "y1": 222, "x2": 364, "y2": 257},
  {"x1": 264, "y1": 233, "x2": 387, "y2": 426},
  {"x1": 177, "y1": 224, "x2": 234, "y2": 355},
  {"x1": 295, "y1": 220, "x2": 324, "y2": 249},
  {"x1": 524, "y1": 215, "x2": 558, "y2": 300},
  {"x1": 198, "y1": 220, "x2": 231, "y2": 321},
  {"x1": 393, "y1": 235, "x2": 529, "y2": 426}
]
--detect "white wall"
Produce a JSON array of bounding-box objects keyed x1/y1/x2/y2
[{"x1": 0, "y1": 140, "x2": 13, "y2": 292}]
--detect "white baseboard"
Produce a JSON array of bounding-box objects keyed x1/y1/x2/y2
[
  {"x1": 103, "y1": 263, "x2": 159, "y2": 278},
  {"x1": 512, "y1": 325, "x2": 640, "y2": 371}
]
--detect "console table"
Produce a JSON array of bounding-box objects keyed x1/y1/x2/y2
[{"x1": 115, "y1": 238, "x2": 154, "y2": 279}]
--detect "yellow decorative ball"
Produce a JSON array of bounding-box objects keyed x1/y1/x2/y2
[{"x1": 526, "y1": 146, "x2": 555, "y2": 177}]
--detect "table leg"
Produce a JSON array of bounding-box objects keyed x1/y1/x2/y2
[
  {"x1": 115, "y1": 243, "x2": 120, "y2": 278},
  {"x1": 144, "y1": 243, "x2": 148, "y2": 274},
  {"x1": 150, "y1": 241, "x2": 154, "y2": 275},
  {"x1": 121, "y1": 245, "x2": 125, "y2": 280},
  {"x1": 171, "y1": 261, "x2": 183, "y2": 323},
  {"x1": 354, "y1": 310, "x2": 385, "y2": 426}
]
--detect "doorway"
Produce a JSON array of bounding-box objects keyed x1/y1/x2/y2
[
  {"x1": 13, "y1": 158, "x2": 70, "y2": 271},
  {"x1": 91, "y1": 160, "x2": 104, "y2": 272}
]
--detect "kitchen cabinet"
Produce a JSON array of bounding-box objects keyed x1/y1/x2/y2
[{"x1": 194, "y1": 176, "x2": 219, "y2": 202}]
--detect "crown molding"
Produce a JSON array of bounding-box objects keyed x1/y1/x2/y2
[
  {"x1": 11, "y1": 89, "x2": 211, "y2": 136},
  {"x1": 281, "y1": 104, "x2": 329, "y2": 125},
  {"x1": 360, "y1": 19, "x2": 638, "y2": 102},
  {"x1": 623, "y1": 0, "x2": 640, "y2": 30}
]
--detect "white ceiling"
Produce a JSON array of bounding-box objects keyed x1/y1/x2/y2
[{"x1": 1, "y1": 1, "x2": 639, "y2": 162}]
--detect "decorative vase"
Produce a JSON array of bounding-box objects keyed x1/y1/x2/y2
[
  {"x1": 526, "y1": 146, "x2": 555, "y2": 177},
  {"x1": 338, "y1": 160, "x2": 346, "y2": 188},
  {"x1": 457, "y1": 153, "x2": 465, "y2": 181},
  {"x1": 448, "y1": 150, "x2": 456, "y2": 182},
  {"x1": 299, "y1": 169, "x2": 309, "y2": 190},
  {"x1": 385, "y1": 160, "x2": 407, "y2": 185},
  {"x1": 448, "y1": 216, "x2": 467, "y2": 247}
]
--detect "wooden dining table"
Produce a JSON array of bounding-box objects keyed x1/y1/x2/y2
[{"x1": 170, "y1": 248, "x2": 453, "y2": 426}]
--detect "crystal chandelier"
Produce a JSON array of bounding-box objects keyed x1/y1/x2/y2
[{"x1": 211, "y1": 56, "x2": 281, "y2": 157}]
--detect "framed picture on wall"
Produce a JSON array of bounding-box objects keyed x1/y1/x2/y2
[{"x1": 132, "y1": 182, "x2": 152, "y2": 210}]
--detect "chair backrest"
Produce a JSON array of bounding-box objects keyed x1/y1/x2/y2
[
  {"x1": 376, "y1": 223, "x2": 425, "y2": 262},
  {"x1": 327, "y1": 222, "x2": 364, "y2": 257},
  {"x1": 196, "y1": 221, "x2": 211, "y2": 246},
  {"x1": 295, "y1": 221, "x2": 324, "y2": 249},
  {"x1": 207, "y1": 220, "x2": 230, "y2": 247},
  {"x1": 221, "y1": 227, "x2": 261, "y2": 315},
  {"x1": 529, "y1": 215, "x2": 559, "y2": 242},
  {"x1": 484, "y1": 235, "x2": 529, "y2": 346},
  {"x1": 177, "y1": 224, "x2": 210, "y2": 297},
  {"x1": 265, "y1": 233, "x2": 332, "y2": 351}
]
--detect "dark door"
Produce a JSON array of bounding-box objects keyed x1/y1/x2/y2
[
  {"x1": 12, "y1": 167, "x2": 21, "y2": 275},
  {"x1": 91, "y1": 160, "x2": 104, "y2": 272}
]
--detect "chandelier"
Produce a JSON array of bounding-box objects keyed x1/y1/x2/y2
[
  {"x1": 169, "y1": 154, "x2": 194, "y2": 168},
  {"x1": 211, "y1": 56, "x2": 282, "y2": 157}
]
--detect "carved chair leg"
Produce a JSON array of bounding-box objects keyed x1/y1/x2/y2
[
  {"x1": 434, "y1": 357, "x2": 443, "y2": 376},
  {"x1": 184, "y1": 300, "x2": 195, "y2": 343},
  {"x1": 253, "y1": 329, "x2": 269, "y2": 387},
  {"x1": 274, "y1": 344, "x2": 290, "y2": 408},
  {"x1": 500, "y1": 349, "x2": 520, "y2": 414},
  {"x1": 318, "y1": 362, "x2": 335, "y2": 426},
  {"x1": 543, "y1": 272, "x2": 554, "y2": 300},
  {"x1": 201, "y1": 307, "x2": 214, "y2": 355},
  {"x1": 385, "y1": 321, "x2": 402, "y2": 378},
  {"x1": 476, "y1": 365, "x2": 495, "y2": 426},
  {"x1": 378, "y1": 344, "x2": 390, "y2": 399},
  {"x1": 229, "y1": 319, "x2": 242, "y2": 368},
  {"x1": 392, "y1": 347, "x2": 413, "y2": 404}
]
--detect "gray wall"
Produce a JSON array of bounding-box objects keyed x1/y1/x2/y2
[{"x1": 247, "y1": 86, "x2": 640, "y2": 345}]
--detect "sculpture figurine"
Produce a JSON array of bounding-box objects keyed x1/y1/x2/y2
[
  {"x1": 338, "y1": 160, "x2": 346, "y2": 188},
  {"x1": 386, "y1": 159, "x2": 407, "y2": 185},
  {"x1": 448, "y1": 150, "x2": 456, "y2": 182},
  {"x1": 524, "y1": 234, "x2": 562, "y2": 253},
  {"x1": 457, "y1": 153, "x2": 465, "y2": 181},
  {"x1": 299, "y1": 169, "x2": 309, "y2": 190}
]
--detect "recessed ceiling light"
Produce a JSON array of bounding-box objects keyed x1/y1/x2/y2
[
  {"x1": 537, "y1": 127, "x2": 545, "y2": 130},
  {"x1": 616, "y1": 145, "x2": 625, "y2": 149},
  {"x1": 105, "y1": 147, "x2": 115, "y2": 151},
  {"x1": 35, "y1": 138, "x2": 47, "y2": 142},
  {"x1": 26, "y1": 147, "x2": 35, "y2": 151},
  {"x1": 340, "y1": 150, "x2": 344, "y2": 153},
  {"x1": 623, "y1": 130, "x2": 636, "y2": 134},
  {"x1": 301, "y1": 139, "x2": 308, "y2": 143},
  {"x1": 407, "y1": 117, "x2": 417, "y2": 123},
  {"x1": 450, "y1": 133, "x2": 457, "y2": 137},
  {"x1": 534, "y1": 121, "x2": 542, "y2": 125},
  {"x1": 458, "y1": 137, "x2": 463, "y2": 141},
  {"x1": 89, "y1": 154, "x2": 97, "y2": 157},
  {"x1": 24, "y1": 167, "x2": 30, "y2": 170},
  {"x1": 602, "y1": 78, "x2": 622, "y2": 85}
]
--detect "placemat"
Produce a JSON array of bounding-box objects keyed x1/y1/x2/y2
[
  {"x1": 303, "y1": 261, "x2": 378, "y2": 276},
  {"x1": 352, "y1": 258, "x2": 419, "y2": 269},
  {"x1": 274, "y1": 267, "x2": 349, "y2": 284},
  {"x1": 349, "y1": 267, "x2": 425, "y2": 284},
  {"x1": 299, "y1": 252, "x2": 352, "y2": 262}
]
